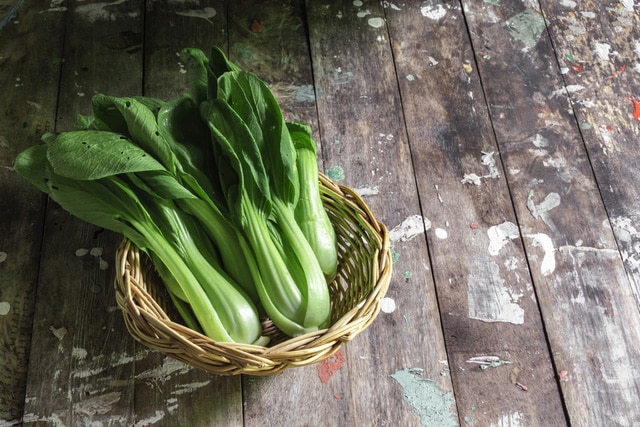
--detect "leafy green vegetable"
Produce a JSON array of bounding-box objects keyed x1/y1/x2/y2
[
  {"x1": 204, "y1": 73, "x2": 331, "y2": 336},
  {"x1": 15, "y1": 110, "x2": 266, "y2": 346},
  {"x1": 287, "y1": 122, "x2": 338, "y2": 279},
  {"x1": 14, "y1": 45, "x2": 339, "y2": 344}
]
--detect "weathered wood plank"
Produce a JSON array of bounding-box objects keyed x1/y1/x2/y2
[
  {"x1": 539, "y1": 0, "x2": 640, "y2": 311},
  {"x1": 21, "y1": 0, "x2": 146, "y2": 424},
  {"x1": 462, "y1": 0, "x2": 640, "y2": 424},
  {"x1": 225, "y1": 2, "x2": 357, "y2": 426},
  {"x1": 384, "y1": 3, "x2": 567, "y2": 425},
  {"x1": 0, "y1": 0, "x2": 66, "y2": 422},
  {"x1": 306, "y1": 2, "x2": 456, "y2": 425},
  {"x1": 137, "y1": 1, "x2": 244, "y2": 425}
]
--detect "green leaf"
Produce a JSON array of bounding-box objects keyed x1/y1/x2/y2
[
  {"x1": 13, "y1": 144, "x2": 52, "y2": 194},
  {"x1": 91, "y1": 95, "x2": 177, "y2": 174},
  {"x1": 157, "y1": 94, "x2": 221, "y2": 201},
  {"x1": 217, "y1": 71, "x2": 299, "y2": 206},
  {"x1": 179, "y1": 48, "x2": 210, "y2": 105},
  {"x1": 46, "y1": 130, "x2": 166, "y2": 180},
  {"x1": 206, "y1": 99, "x2": 272, "y2": 218}
]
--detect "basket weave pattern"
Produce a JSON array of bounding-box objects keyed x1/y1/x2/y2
[{"x1": 114, "y1": 174, "x2": 392, "y2": 375}]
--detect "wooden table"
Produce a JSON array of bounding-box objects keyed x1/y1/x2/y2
[{"x1": 2, "y1": 1, "x2": 640, "y2": 425}]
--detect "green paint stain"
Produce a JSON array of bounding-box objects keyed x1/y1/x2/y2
[
  {"x1": 231, "y1": 43, "x2": 253, "y2": 61},
  {"x1": 390, "y1": 245, "x2": 400, "y2": 263},
  {"x1": 294, "y1": 85, "x2": 315, "y2": 103},
  {"x1": 483, "y1": 0, "x2": 500, "y2": 5},
  {"x1": 580, "y1": 122, "x2": 593, "y2": 130},
  {"x1": 506, "y1": 10, "x2": 548, "y2": 49},
  {"x1": 0, "y1": 262, "x2": 23, "y2": 281},
  {"x1": 326, "y1": 166, "x2": 344, "y2": 181},
  {"x1": 390, "y1": 368, "x2": 458, "y2": 427},
  {"x1": 403, "y1": 270, "x2": 412, "y2": 279}
]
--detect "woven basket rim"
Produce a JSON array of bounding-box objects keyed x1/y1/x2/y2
[{"x1": 114, "y1": 174, "x2": 392, "y2": 375}]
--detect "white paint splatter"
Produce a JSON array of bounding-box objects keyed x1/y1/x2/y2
[
  {"x1": 532, "y1": 133, "x2": 550, "y2": 148},
  {"x1": 490, "y1": 411, "x2": 527, "y2": 427},
  {"x1": 98, "y1": 258, "x2": 109, "y2": 270},
  {"x1": 76, "y1": 248, "x2": 89, "y2": 257},
  {"x1": 90, "y1": 247, "x2": 103, "y2": 257},
  {"x1": 72, "y1": 347, "x2": 88, "y2": 360},
  {"x1": 73, "y1": 392, "x2": 121, "y2": 420},
  {"x1": 462, "y1": 152, "x2": 500, "y2": 185},
  {"x1": 481, "y1": 151, "x2": 500, "y2": 179},
  {"x1": 527, "y1": 233, "x2": 556, "y2": 276},
  {"x1": 526, "y1": 191, "x2": 561, "y2": 234},
  {"x1": 41, "y1": 0, "x2": 67, "y2": 13},
  {"x1": 381, "y1": 297, "x2": 396, "y2": 313},
  {"x1": 171, "y1": 381, "x2": 211, "y2": 396},
  {"x1": 357, "y1": 9, "x2": 372, "y2": 18},
  {"x1": 0, "y1": 251, "x2": 7, "y2": 263},
  {"x1": 176, "y1": 7, "x2": 217, "y2": 23},
  {"x1": 467, "y1": 256, "x2": 525, "y2": 325},
  {"x1": 488, "y1": 221, "x2": 519, "y2": 256},
  {"x1": 504, "y1": 257, "x2": 519, "y2": 271},
  {"x1": 461, "y1": 173, "x2": 482, "y2": 186},
  {"x1": 389, "y1": 215, "x2": 431, "y2": 242},
  {"x1": 620, "y1": 0, "x2": 634, "y2": 12},
  {"x1": 354, "y1": 185, "x2": 379, "y2": 196},
  {"x1": 368, "y1": 17, "x2": 385, "y2": 28},
  {"x1": 421, "y1": 4, "x2": 447, "y2": 20},
  {"x1": 611, "y1": 216, "x2": 638, "y2": 243},
  {"x1": 135, "y1": 357, "x2": 191, "y2": 385},
  {"x1": 0, "y1": 301, "x2": 10, "y2": 315},
  {"x1": 406, "y1": 74, "x2": 415, "y2": 81},
  {"x1": 550, "y1": 84, "x2": 585, "y2": 98},
  {"x1": 49, "y1": 326, "x2": 67, "y2": 340},
  {"x1": 559, "y1": 0, "x2": 577, "y2": 7},
  {"x1": 135, "y1": 411, "x2": 165, "y2": 427},
  {"x1": 76, "y1": 0, "x2": 130, "y2": 22},
  {"x1": 382, "y1": 1, "x2": 402, "y2": 10},
  {"x1": 353, "y1": 0, "x2": 363, "y2": 6},
  {"x1": 593, "y1": 42, "x2": 612, "y2": 61},
  {"x1": 527, "y1": 192, "x2": 560, "y2": 219},
  {"x1": 435, "y1": 228, "x2": 448, "y2": 239}
]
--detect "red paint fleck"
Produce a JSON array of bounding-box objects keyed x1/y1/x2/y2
[
  {"x1": 600, "y1": 124, "x2": 613, "y2": 132},
  {"x1": 470, "y1": 223, "x2": 478, "y2": 230},
  {"x1": 558, "y1": 370, "x2": 569, "y2": 382},
  {"x1": 317, "y1": 349, "x2": 346, "y2": 384},
  {"x1": 250, "y1": 19, "x2": 264, "y2": 33},
  {"x1": 570, "y1": 63, "x2": 584, "y2": 73},
  {"x1": 334, "y1": 394, "x2": 342, "y2": 399},
  {"x1": 631, "y1": 98, "x2": 640, "y2": 121},
  {"x1": 619, "y1": 64, "x2": 626, "y2": 74}
]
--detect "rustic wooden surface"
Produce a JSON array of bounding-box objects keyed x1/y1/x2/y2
[{"x1": 2, "y1": 0, "x2": 640, "y2": 425}]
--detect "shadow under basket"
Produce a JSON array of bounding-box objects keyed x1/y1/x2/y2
[{"x1": 114, "y1": 174, "x2": 392, "y2": 375}]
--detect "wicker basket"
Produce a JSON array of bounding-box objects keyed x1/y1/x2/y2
[{"x1": 114, "y1": 174, "x2": 392, "y2": 375}]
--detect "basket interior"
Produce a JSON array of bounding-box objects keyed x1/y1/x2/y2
[{"x1": 115, "y1": 175, "x2": 391, "y2": 373}]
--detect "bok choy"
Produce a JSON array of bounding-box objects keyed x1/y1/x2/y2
[{"x1": 13, "y1": 46, "x2": 339, "y2": 344}]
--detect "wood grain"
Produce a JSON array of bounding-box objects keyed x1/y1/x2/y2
[
  {"x1": 21, "y1": 0, "x2": 145, "y2": 423},
  {"x1": 384, "y1": 2, "x2": 566, "y2": 425},
  {"x1": 539, "y1": 0, "x2": 640, "y2": 310},
  {"x1": 225, "y1": 2, "x2": 356, "y2": 426},
  {"x1": 462, "y1": 0, "x2": 640, "y2": 424},
  {"x1": 140, "y1": 1, "x2": 244, "y2": 424},
  {"x1": 306, "y1": 2, "x2": 456, "y2": 425},
  {"x1": 0, "y1": 0, "x2": 65, "y2": 421},
  {"x1": 3, "y1": 1, "x2": 640, "y2": 425}
]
